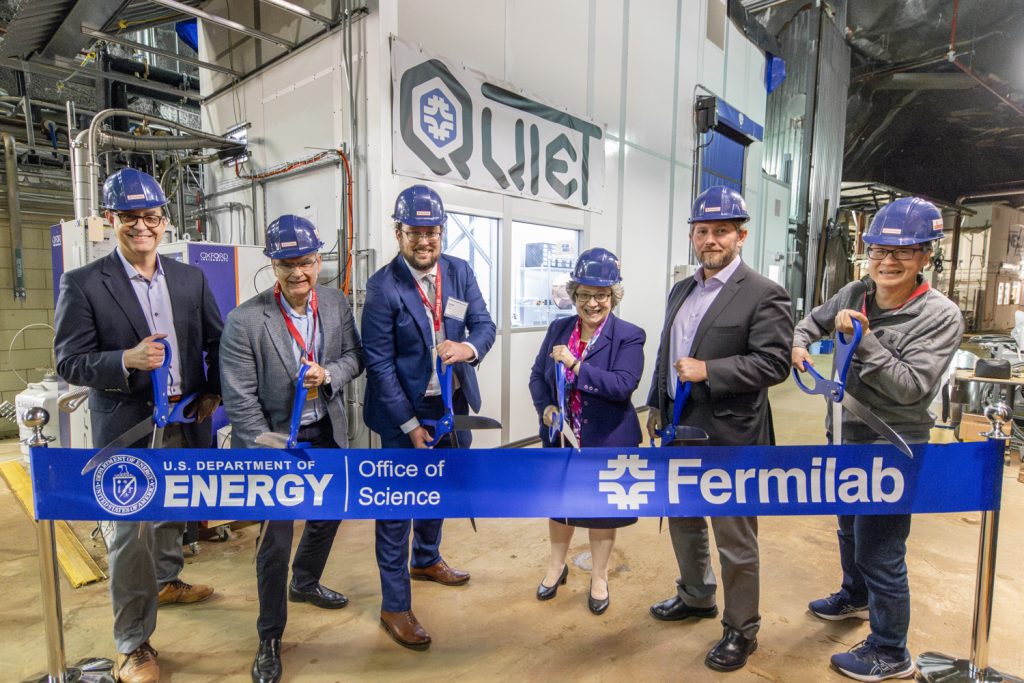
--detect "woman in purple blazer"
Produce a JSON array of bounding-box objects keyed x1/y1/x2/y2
[{"x1": 528, "y1": 248, "x2": 646, "y2": 616}]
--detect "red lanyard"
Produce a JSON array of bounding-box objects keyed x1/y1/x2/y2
[
  {"x1": 414, "y1": 264, "x2": 443, "y2": 333},
  {"x1": 273, "y1": 283, "x2": 318, "y2": 362},
  {"x1": 861, "y1": 281, "x2": 930, "y2": 316}
]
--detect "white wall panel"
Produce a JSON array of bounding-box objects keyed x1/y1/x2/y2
[
  {"x1": 473, "y1": 336, "x2": 504, "y2": 449},
  {"x1": 699, "y1": 31, "x2": 725, "y2": 97},
  {"x1": 587, "y1": 142, "x2": 620, "y2": 252},
  {"x1": 617, "y1": 149, "x2": 671, "y2": 404},
  {"x1": 507, "y1": 0, "x2": 589, "y2": 114},
  {"x1": 508, "y1": 330, "x2": 547, "y2": 441},
  {"x1": 396, "y1": 0, "x2": 506, "y2": 77},
  {"x1": 670, "y1": 164, "x2": 694, "y2": 272},
  {"x1": 624, "y1": 0, "x2": 678, "y2": 156},
  {"x1": 592, "y1": 0, "x2": 625, "y2": 131},
  {"x1": 674, "y1": 0, "x2": 702, "y2": 162},
  {"x1": 724, "y1": 22, "x2": 752, "y2": 115}
]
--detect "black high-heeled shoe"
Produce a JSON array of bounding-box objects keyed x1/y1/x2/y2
[
  {"x1": 588, "y1": 580, "x2": 610, "y2": 615},
  {"x1": 536, "y1": 565, "x2": 569, "y2": 601}
]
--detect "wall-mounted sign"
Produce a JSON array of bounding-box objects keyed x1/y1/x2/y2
[{"x1": 391, "y1": 36, "x2": 605, "y2": 212}]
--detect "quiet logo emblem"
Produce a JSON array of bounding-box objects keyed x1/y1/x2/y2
[
  {"x1": 93, "y1": 455, "x2": 158, "y2": 516},
  {"x1": 599, "y1": 454, "x2": 656, "y2": 510}
]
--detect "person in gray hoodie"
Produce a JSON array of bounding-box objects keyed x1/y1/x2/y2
[{"x1": 792, "y1": 197, "x2": 963, "y2": 682}]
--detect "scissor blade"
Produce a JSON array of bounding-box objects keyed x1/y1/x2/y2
[
  {"x1": 667, "y1": 426, "x2": 710, "y2": 444},
  {"x1": 80, "y1": 418, "x2": 155, "y2": 474},
  {"x1": 841, "y1": 394, "x2": 913, "y2": 459},
  {"x1": 560, "y1": 426, "x2": 580, "y2": 449},
  {"x1": 451, "y1": 415, "x2": 502, "y2": 430}
]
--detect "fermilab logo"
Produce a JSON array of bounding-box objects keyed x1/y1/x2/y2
[{"x1": 93, "y1": 455, "x2": 158, "y2": 516}]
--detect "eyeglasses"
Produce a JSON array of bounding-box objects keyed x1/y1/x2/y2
[
  {"x1": 575, "y1": 292, "x2": 612, "y2": 304},
  {"x1": 116, "y1": 212, "x2": 165, "y2": 229},
  {"x1": 273, "y1": 257, "x2": 319, "y2": 273},
  {"x1": 866, "y1": 246, "x2": 925, "y2": 261},
  {"x1": 401, "y1": 229, "x2": 443, "y2": 243}
]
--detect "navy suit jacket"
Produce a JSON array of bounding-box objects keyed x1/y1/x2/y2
[
  {"x1": 362, "y1": 253, "x2": 496, "y2": 435},
  {"x1": 54, "y1": 250, "x2": 223, "y2": 448},
  {"x1": 529, "y1": 313, "x2": 645, "y2": 447}
]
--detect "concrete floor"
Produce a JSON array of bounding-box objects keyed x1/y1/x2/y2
[{"x1": 2, "y1": 363, "x2": 1023, "y2": 682}]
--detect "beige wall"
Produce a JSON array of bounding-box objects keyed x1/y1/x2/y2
[{"x1": 0, "y1": 170, "x2": 70, "y2": 436}]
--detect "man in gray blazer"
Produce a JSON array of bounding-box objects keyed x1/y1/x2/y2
[
  {"x1": 646, "y1": 187, "x2": 793, "y2": 673},
  {"x1": 220, "y1": 215, "x2": 363, "y2": 683}
]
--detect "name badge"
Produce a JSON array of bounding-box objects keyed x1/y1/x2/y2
[{"x1": 444, "y1": 297, "x2": 468, "y2": 321}]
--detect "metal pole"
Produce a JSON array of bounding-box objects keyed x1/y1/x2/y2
[{"x1": 24, "y1": 408, "x2": 64, "y2": 682}]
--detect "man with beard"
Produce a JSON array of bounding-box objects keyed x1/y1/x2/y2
[
  {"x1": 645, "y1": 186, "x2": 793, "y2": 672},
  {"x1": 362, "y1": 184, "x2": 496, "y2": 650}
]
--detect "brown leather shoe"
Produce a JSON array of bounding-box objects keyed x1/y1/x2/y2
[
  {"x1": 114, "y1": 641, "x2": 159, "y2": 683},
  {"x1": 410, "y1": 560, "x2": 470, "y2": 586},
  {"x1": 158, "y1": 579, "x2": 214, "y2": 605},
  {"x1": 380, "y1": 610, "x2": 432, "y2": 650}
]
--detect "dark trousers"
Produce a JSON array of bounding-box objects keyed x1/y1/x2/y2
[
  {"x1": 834, "y1": 434, "x2": 925, "y2": 654},
  {"x1": 256, "y1": 417, "x2": 340, "y2": 640},
  {"x1": 836, "y1": 513, "x2": 912, "y2": 653},
  {"x1": 375, "y1": 393, "x2": 470, "y2": 612}
]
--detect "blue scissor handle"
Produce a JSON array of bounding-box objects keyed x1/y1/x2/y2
[
  {"x1": 421, "y1": 356, "x2": 454, "y2": 448},
  {"x1": 651, "y1": 378, "x2": 691, "y2": 447},
  {"x1": 285, "y1": 364, "x2": 312, "y2": 449},
  {"x1": 150, "y1": 338, "x2": 197, "y2": 428},
  {"x1": 792, "y1": 319, "x2": 863, "y2": 402},
  {"x1": 548, "y1": 362, "x2": 569, "y2": 444}
]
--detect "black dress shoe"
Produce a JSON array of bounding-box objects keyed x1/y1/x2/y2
[
  {"x1": 705, "y1": 627, "x2": 758, "y2": 672},
  {"x1": 252, "y1": 638, "x2": 282, "y2": 683},
  {"x1": 536, "y1": 565, "x2": 568, "y2": 601},
  {"x1": 649, "y1": 595, "x2": 718, "y2": 621},
  {"x1": 588, "y1": 581, "x2": 609, "y2": 615},
  {"x1": 288, "y1": 582, "x2": 349, "y2": 609}
]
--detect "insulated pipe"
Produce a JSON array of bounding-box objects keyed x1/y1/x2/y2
[
  {"x1": 3, "y1": 133, "x2": 26, "y2": 301},
  {"x1": 72, "y1": 129, "x2": 91, "y2": 220},
  {"x1": 97, "y1": 131, "x2": 241, "y2": 152},
  {"x1": 86, "y1": 108, "x2": 239, "y2": 215}
]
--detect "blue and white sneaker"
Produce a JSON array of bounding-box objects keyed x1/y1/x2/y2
[
  {"x1": 809, "y1": 591, "x2": 869, "y2": 620},
  {"x1": 831, "y1": 641, "x2": 915, "y2": 681}
]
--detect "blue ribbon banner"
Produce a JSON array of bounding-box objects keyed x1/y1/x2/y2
[{"x1": 31, "y1": 441, "x2": 1003, "y2": 522}]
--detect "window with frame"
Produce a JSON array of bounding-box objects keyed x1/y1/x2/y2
[
  {"x1": 510, "y1": 221, "x2": 581, "y2": 328},
  {"x1": 443, "y1": 212, "x2": 499, "y2": 322}
]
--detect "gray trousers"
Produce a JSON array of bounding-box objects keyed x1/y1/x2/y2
[
  {"x1": 104, "y1": 425, "x2": 188, "y2": 653},
  {"x1": 668, "y1": 515, "x2": 761, "y2": 639},
  {"x1": 106, "y1": 520, "x2": 186, "y2": 652}
]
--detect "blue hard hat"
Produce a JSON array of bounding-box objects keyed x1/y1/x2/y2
[
  {"x1": 102, "y1": 168, "x2": 168, "y2": 211},
  {"x1": 688, "y1": 185, "x2": 750, "y2": 223},
  {"x1": 570, "y1": 248, "x2": 622, "y2": 287},
  {"x1": 264, "y1": 214, "x2": 324, "y2": 259},
  {"x1": 863, "y1": 197, "x2": 944, "y2": 246},
  {"x1": 392, "y1": 184, "x2": 447, "y2": 227}
]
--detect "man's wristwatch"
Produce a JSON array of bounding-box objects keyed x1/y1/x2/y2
[{"x1": 323, "y1": 368, "x2": 332, "y2": 386}]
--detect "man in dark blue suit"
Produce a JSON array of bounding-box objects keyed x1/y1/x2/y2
[
  {"x1": 362, "y1": 185, "x2": 496, "y2": 650},
  {"x1": 54, "y1": 168, "x2": 222, "y2": 683}
]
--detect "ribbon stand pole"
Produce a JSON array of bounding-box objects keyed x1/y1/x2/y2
[
  {"x1": 24, "y1": 407, "x2": 113, "y2": 683},
  {"x1": 916, "y1": 401, "x2": 1022, "y2": 683}
]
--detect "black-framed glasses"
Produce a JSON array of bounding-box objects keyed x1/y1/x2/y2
[
  {"x1": 273, "y1": 257, "x2": 319, "y2": 273},
  {"x1": 401, "y1": 229, "x2": 443, "y2": 243},
  {"x1": 575, "y1": 292, "x2": 612, "y2": 304},
  {"x1": 116, "y1": 212, "x2": 165, "y2": 229},
  {"x1": 866, "y1": 246, "x2": 924, "y2": 261}
]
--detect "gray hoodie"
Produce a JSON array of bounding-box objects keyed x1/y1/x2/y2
[{"x1": 792, "y1": 277, "x2": 964, "y2": 441}]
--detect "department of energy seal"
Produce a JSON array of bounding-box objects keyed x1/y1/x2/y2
[{"x1": 93, "y1": 454, "x2": 158, "y2": 516}]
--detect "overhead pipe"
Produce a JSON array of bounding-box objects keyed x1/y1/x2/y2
[
  {"x1": 86, "y1": 108, "x2": 241, "y2": 216},
  {"x1": 3, "y1": 133, "x2": 26, "y2": 300},
  {"x1": 947, "y1": 0, "x2": 1024, "y2": 119}
]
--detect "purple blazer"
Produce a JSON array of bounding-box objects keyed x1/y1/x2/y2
[{"x1": 528, "y1": 313, "x2": 645, "y2": 447}]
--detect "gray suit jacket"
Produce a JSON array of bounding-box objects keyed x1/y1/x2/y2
[
  {"x1": 220, "y1": 285, "x2": 363, "y2": 448},
  {"x1": 646, "y1": 261, "x2": 793, "y2": 446}
]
